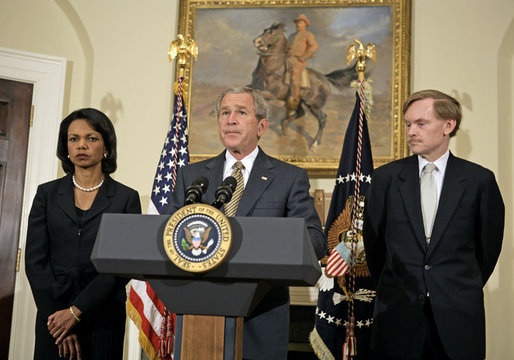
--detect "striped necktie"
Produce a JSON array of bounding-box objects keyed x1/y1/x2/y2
[
  {"x1": 420, "y1": 162, "x2": 438, "y2": 244},
  {"x1": 224, "y1": 161, "x2": 245, "y2": 217}
]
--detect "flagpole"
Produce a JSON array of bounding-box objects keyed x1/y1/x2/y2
[{"x1": 343, "y1": 39, "x2": 377, "y2": 360}]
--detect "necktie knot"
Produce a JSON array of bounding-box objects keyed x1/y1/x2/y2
[
  {"x1": 234, "y1": 161, "x2": 245, "y2": 172},
  {"x1": 424, "y1": 163, "x2": 437, "y2": 174}
]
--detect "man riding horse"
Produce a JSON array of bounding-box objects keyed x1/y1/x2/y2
[
  {"x1": 251, "y1": 20, "x2": 356, "y2": 148},
  {"x1": 287, "y1": 14, "x2": 319, "y2": 112}
]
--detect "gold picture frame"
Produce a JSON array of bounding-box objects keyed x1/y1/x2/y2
[{"x1": 177, "y1": 0, "x2": 411, "y2": 176}]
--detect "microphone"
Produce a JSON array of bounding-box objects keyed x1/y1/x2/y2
[
  {"x1": 185, "y1": 176, "x2": 209, "y2": 205},
  {"x1": 211, "y1": 176, "x2": 237, "y2": 209}
]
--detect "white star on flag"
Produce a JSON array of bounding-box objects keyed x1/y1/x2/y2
[{"x1": 159, "y1": 196, "x2": 168, "y2": 206}]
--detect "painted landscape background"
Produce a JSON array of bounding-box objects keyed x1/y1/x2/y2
[{"x1": 188, "y1": 6, "x2": 394, "y2": 163}]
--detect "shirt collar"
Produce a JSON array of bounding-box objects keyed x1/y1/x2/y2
[
  {"x1": 224, "y1": 146, "x2": 259, "y2": 173},
  {"x1": 418, "y1": 149, "x2": 450, "y2": 177}
]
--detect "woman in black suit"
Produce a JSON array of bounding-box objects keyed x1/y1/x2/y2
[{"x1": 26, "y1": 108, "x2": 141, "y2": 360}]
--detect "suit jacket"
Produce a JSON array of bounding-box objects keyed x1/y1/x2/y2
[
  {"x1": 166, "y1": 148, "x2": 326, "y2": 360},
  {"x1": 25, "y1": 174, "x2": 141, "y2": 359},
  {"x1": 363, "y1": 153, "x2": 504, "y2": 360}
]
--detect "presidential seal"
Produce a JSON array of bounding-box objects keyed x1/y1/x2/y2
[{"x1": 163, "y1": 204, "x2": 232, "y2": 273}]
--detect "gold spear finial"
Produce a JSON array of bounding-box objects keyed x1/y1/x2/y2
[
  {"x1": 346, "y1": 39, "x2": 376, "y2": 81},
  {"x1": 169, "y1": 34, "x2": 198, "y2": 96}
]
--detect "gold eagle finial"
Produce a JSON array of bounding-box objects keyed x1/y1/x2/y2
[
  {"x1": 168, "y1": 34, "x2": 198, "y2": 98},
  {"x1": 346, "y1": 39, "x2": 376, "y2": 81},
  {"x1": 169, "y1": 34, "x2": 198, "y2": 65}
]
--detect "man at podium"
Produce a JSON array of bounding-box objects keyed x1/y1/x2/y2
[{"x1": 166, "y1": 86, "x2": 326, "y2": 359}]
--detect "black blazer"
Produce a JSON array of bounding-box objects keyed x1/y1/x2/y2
[
  {"x1": 25, "y1": 174, "x2": 141, "y2": 357},
  {"x1": 363, "y1": 153, "x2": 504, "y2": 360},
  {"x1": 166, "y1": 148, "x2": 326, "y2": 359}
]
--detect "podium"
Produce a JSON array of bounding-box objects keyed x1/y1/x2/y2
[{"x1": 91, "y1": 214, "x2": 321, "y2": 359}]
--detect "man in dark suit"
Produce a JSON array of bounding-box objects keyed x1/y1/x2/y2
[
  {"x1": 363, "y1": 89, "x2": 504, "y2": 360},
  {"x1": 166, "y1": 86, "x2": 326, "y2": 359}
]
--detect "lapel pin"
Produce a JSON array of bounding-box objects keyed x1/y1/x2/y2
[{"x1": 261, "y1": 176, "x2": 268, "y2": 181}]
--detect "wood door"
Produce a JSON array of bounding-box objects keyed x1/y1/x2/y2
[{"x1": 0, "y1": 78, "x2": 33, "y2": 359}]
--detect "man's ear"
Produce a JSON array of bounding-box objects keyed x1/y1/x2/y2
[
  {"x1": 257, "y1": 118, "x2": 268, "y2": 137},
  {"x1": 444, "y1": 118, "x2": 456, "y2": 136}
]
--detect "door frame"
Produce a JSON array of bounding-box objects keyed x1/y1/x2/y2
[{"x1": 0, "y1": 47, "x2": 66, "y2": 360}]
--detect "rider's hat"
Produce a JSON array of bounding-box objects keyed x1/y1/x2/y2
[{"x1": 293, "y1": 14, "x2": 310, "y2": 27}]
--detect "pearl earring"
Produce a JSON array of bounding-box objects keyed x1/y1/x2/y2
[{"x1": 103, "y1": 153, "x2": 107, "y2": 158}]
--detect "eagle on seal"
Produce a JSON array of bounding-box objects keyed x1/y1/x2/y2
[{"x1": 184, "y1": 226, "x2": 212, "y2": 256}]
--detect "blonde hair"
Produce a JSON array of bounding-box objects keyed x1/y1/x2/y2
[{"x1": 403, "y1": 89, "x2": 461, "y2": 137}]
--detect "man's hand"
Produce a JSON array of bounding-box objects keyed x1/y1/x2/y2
[
  {"x1": 48, "y1": 306, "x2": 81, "y2": 344},
  {"x1": 58, "y1": 333, "x2": 82, "y2": 360}
]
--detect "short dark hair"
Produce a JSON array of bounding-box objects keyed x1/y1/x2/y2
[
  {"x1": 403, "y1": 89, "x2": 462, "y2": 137},
  {"x1": 215, "y1": 86, "x2": 269, "y2": 121},
  {"x1": 57, "y1": 108, "x2": 117, "y2": 174}
]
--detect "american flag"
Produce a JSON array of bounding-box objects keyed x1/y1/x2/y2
[{"x1": 127, "y1": 78, "x2": 189, "y2": 359}]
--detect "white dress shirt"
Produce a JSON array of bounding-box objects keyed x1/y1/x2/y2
[{"x1": 223, "y1": 147, "x2": 259, "y2": 187}]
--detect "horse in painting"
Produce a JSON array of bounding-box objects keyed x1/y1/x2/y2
[{"x1": 251, "y1": 22, "x2": 357, "y2": 148}]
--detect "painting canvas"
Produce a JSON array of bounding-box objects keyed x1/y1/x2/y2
[{"x1": 178, "y1": 0, "x2": 410, "y2": 175}]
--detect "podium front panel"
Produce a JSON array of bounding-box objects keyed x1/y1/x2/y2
[{"x1": 92, "y1": 214, "x2": 321, "y2": 286}]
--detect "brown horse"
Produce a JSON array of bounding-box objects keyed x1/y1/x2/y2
[{"x1": 251, "y1": 23, "x2": 356, "y2": 148}]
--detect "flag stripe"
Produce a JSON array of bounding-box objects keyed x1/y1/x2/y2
[
  {"x1": 134, "y1": 280, "x2": 164, "y2": 335},
  {"x1": 145, "y1": 282, "x2": 166, "y2": 317},
  {"x1": 127, "y1": 284, "x2": 160, "y2": 359},
  {"x1": 327, "y1": 257, "x2": 343, "y2": 271},
  {"x1": 328, "y1": 261, "x2": 348, "y2": 273},
  {"x1": 327, "y1": 261, "x2": 349, "y2": 277},
  {"x1": 327, "y1": 257, "x2": 342, "y2": 269}
]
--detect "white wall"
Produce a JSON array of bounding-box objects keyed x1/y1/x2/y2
[
  {"x1": 0, "y1": 0, "x2": 179, "y2": 207},
  {"x1": 1, "y1": 0, "x2": 513, "y2": 358}
]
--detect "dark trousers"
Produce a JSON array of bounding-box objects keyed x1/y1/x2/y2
[
  {"x1": 422, "y1": 298, "x2": 450, "y2": 360},
  {"x1": 380, "y1": 298, "x2": 450, "y2": 360}
]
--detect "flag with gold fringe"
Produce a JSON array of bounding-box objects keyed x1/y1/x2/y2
[
  {"x1": 310, "y1": 80, "x2": 377, "y2": 360},
  {"x1": 127, "y1": 77, "x2": 189, "y2": 360}
]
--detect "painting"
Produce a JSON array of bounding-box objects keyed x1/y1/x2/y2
[{"x1": 176, "y1": 0, "x2": 411, "y2": 176}]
